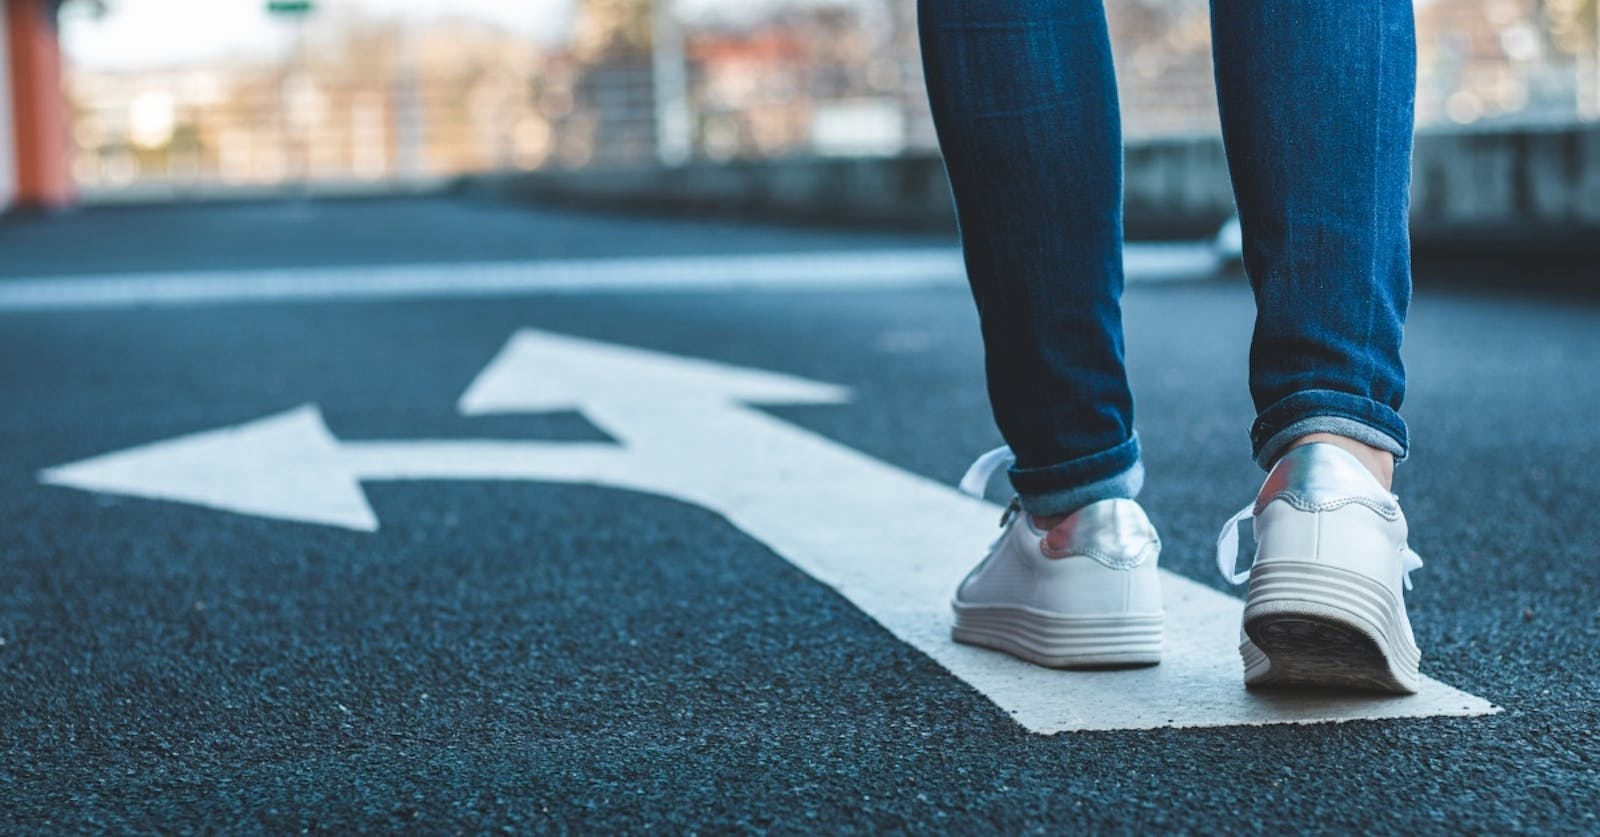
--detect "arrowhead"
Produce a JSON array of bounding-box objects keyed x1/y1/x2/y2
[
  {"x1": 459, "y1": 329, "x2": 851, "y2": 415},
  {"x1": 40, "y1": 405, "x2": 379, "y2": 531}
]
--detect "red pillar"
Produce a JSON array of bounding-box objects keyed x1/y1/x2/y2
[{"x1": 6, "y1": 0, "x2": 71, "y2": 209}]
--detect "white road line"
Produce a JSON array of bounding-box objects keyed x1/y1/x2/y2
[
  {"x1": 0, "y1": 244, "x2": 1221, "y2": 312},
  {"x1": 40, "y1": 329, "x2": 1498, "y2": 733}
]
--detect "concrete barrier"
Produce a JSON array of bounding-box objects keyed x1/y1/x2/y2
[
  {"x1": 469, "y1": 155, "x2": 961, "y2": 232},
  {"x1": 467, "y1": 123, "x2": 1600, "y2": 253},
  {"x1": 1411, "y1": 126, "x2": 1600, "y2": 235}
]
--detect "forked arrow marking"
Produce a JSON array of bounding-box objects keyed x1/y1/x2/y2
[
  {"x1": 39, "y1": 330, "x2": 851, "y2": 532},
  {"x1": 39, "y1": 329, "x2": 1498, "y2": 733},
  {"x1": 39, "y1": 406, "x2": 635, "y2": 532}
]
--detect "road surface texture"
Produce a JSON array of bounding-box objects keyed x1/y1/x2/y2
[{"x1": 1, "y1": 197, "x2": 1596, "y2": 832}]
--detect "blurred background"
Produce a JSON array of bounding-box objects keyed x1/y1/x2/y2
[
  {"x1": 0, "y1": 0, "x2": 1596, "y2": 276},
  {"x1": 8, "y1": 0, "x2": 1597, "y2": 196},
  {"x1": 8, "y1": 8, "x2": 1600, "y2": 830}
]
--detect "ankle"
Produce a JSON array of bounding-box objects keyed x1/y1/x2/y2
[
  {"x1": 1288, "y1": 433, "x2": 1395, "y2": 491},
  {"x1": 1031, "y1": 513, "x2": 1068, "y2": 531},
  {"x1": 1031, "y1": 513, "x2": 1082, "y2": 555}
]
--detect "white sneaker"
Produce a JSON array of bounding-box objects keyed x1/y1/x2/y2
[
  {"x1": 1216, "y1": 442, "x2": 1424, "y2": 694},
  {"x1": 953, "y1": 448, "x2": 1164, "y2": 668}
]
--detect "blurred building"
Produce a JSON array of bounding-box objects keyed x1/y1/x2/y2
[
  {"x1": 1104, "y1": 0, "x2": 1600, "y2": 135},
  {"x1": 554, "y1": 0, "x2": 915, "y2": 164},
  {"x1": 689, "y1": 7, "x2": 905, "y2": 159},
  {"x1": 1418, "y1": 0, "x2": 1600, "y2": 126},
  {"x1": 548, "y1": 0, "x2": 657, "y2": 167},
  {"x1": 67, "y1": 13, "x2": 555, "y2": 192},
  {"x1": 47, "y1": 0, "x2": 1600, "y2": 197},
  {"x1": 1108, "y1": 1, "x2": 1219, "y2": 139}
]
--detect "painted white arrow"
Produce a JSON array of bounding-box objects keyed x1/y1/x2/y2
[
  {"x1": 40, "y1": 329, "x2": 1497, "y2": 733},
  {"x1": 37, "y1": 406, "x2": 636, "y2": 533}
]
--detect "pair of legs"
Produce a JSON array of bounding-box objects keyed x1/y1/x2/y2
[{"x1": 919, "y1": 0, "x2": 1416, "y2": 509}]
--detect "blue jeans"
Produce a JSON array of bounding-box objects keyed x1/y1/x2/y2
[{"x1": 919, "y1": 0, "x2": 1416, "y2": 516}]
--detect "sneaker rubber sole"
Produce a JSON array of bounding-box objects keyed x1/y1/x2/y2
[
  {"x1": 1241, "y1": 560, "x2": 1420, "y2": 694},
  {"x1": 951, "y1": 602, "x2": 1162, "y2": 669}
]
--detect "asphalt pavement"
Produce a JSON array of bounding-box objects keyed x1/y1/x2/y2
[{"x1": 1, "y1": 196, "x2": 1597, "y2": 833}]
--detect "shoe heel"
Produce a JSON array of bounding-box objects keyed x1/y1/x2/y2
[{"x1": 1241, "y1": 560, "x2": 1420, "y2": 694}]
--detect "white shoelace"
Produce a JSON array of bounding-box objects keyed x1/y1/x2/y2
[
  {"x1": 1214, "y1": 502, "x2": 1424, "y2": 590},
  {"x1": 960, "y1": 445, "x2": 1021, "y2": 537},
  {"x1": 959, "y1": 444, "x2": 1015, "y2": 498}
]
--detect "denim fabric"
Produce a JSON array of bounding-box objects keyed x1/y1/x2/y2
[
  {"x1": 1213, "y1": 0, "x2": 1416, "y2": 470},
  {"x1": 1011, "y1": 435, "x2": 1145, "y2": 516},
  {"x1": 919, "y1": 0, "x2": 1416, "y2": 515}
]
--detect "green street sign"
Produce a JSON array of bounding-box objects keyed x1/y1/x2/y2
[{"x1": 266, "y1": 0, "x2": 314, "y2": 14}]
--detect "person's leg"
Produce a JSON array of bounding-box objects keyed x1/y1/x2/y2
[
  {"x1": 1210, "y1": 0, "x2": 1416, "y2": 472},
  {"x1": 922, "y1": 0, "x2": 1164, "y2": 670},
  {"x1": 919, "y1": 0, "x2": 1140, "y2": 518},
  {"x1": 1210, "y1": 0, "x2": 1423, "y2": 693}
]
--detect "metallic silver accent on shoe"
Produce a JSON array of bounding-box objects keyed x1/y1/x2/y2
[
  {"x1": 1040, "y1": 498, "x2": 1162, "y2": 569},
  {"x1": 1256, "y1": 443, "x2": 1401, "y2": 519}
]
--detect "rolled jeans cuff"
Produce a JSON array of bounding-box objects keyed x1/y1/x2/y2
[
  {"x1": 1252, "y1": 389, "x2": 1408, "y2": 470},
  {"x1": 1009, "y1": 434, "x2": 1144, "y2": 518}
]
